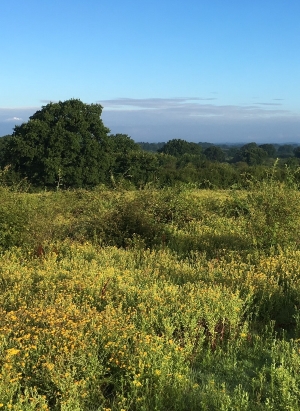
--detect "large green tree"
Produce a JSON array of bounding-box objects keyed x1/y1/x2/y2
[{"x1": 5, "y1": 99, "x2": 111, "y2": 187}]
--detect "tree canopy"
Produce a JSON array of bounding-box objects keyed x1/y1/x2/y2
[
  {"x1": 277, "y1": 144, "x2": 295, "y2": 158},
  {"x1": 5, "y1": 99, "x2": 111, "y2": 187},
  {"x1": 109, "y1": 134, "x2": 141, "y2": 154},
  {"x1": 259, "y1": 144, "x2": 276, "y2": 158},
  {"x1": 232, "y1": 143, "x2": 267, "y2": 166},
  {"x1": 204, "y1": 145, "x2": 225, "y2": 162},
  {"x1": 158, "y1": 139, "x2": 202, "y2": 157}
]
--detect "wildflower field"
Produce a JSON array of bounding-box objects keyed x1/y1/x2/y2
[{"x1": 1, "y1": 181, "x2": 300, "y2": 410}]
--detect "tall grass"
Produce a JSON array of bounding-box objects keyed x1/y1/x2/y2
[{"x1": 0, "y1": 179, "x2": 300, "y2": 409}]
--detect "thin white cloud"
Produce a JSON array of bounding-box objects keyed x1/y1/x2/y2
[
  {"x1": 99, "y1": 97, "x2": 291, "y2": 120},
  {"x1": 5, "y1": 116, "x2": 23, "y2": 122},
  {"x1": 0, "y1": 107, "x2": 38, "y2": 135},
  {"x1": 100, "y1": 97, "x2": 300, "y2": 143},
  {"x1": 98, "y1": 97, "x2": 217, "y2": 110},
  {"x1": 254, "y1": 102, "x2": 283, "y2": 106},
  {"x1": 0, "y1": 107, "x2": 38, "y2": 118}
]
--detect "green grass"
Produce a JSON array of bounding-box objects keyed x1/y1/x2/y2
[{"x1": 1, "y1": 182, "x2": 300, "y2": 409}]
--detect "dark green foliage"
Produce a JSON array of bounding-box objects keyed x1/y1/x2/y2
[
  {"x1": 0, "y1": 135, "x2": 12, "y2": 168},
  {"x1": 155, "y1": 154, "x2": 178, "y2": 186},
  {"x1": 259, "y1": 143, "x2": 276, "y2": 157},
  {"x1": 4, "y1": 99, "x2": 111, "y2": 188},
  {"x1": 293, "y1": 146, "x2": 300, "y2": 158},
  {"x1": 110, "y1": 151, "x2": 160, "y2": 188},
  {"x1": 197, "y1": 142, "x2": 214, "y2": 150},
  {"x1": 199, "y1": 162, "x2": 238, "y2": 188},
  {"x1": 222, "y1": 145, "x2": 240, "y2": 161},
  {"x1": 277, "y1": 144, "x2": 295, "y2": 158},
  {"x1": 138, "y1": 142, "x2": 165, "y2": 152},
  {"x1": 108, "y1": 134, "x2": 148, "y2": 187},
  {"x1": 176, "y1": 153, "x2": 206, "y2": 169},
  {"x1": 158, "y1": 139, "x2": 203, "y2": 157},
  {"x1": 0, "y1": 136, "x2": 21, "y2": 185},
  {"x1": 232, "y1": 143, "x2": 267, "y2": 166},
  {"x1": 109, "y1": 134, "x2": 141, "y2": 154},
  {"x1": 204, "y1": 146, "x2": 225, "y2": 162}
]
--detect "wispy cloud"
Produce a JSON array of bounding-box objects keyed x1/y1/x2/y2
[
  {"x1": 99, "y1": 97, "x2": 291, "y2": 119},
  {"x1": 98, "y1": 97, "x2": 217, "y2": 110},
  {"x1": 100, "y1": 97, "x2": 300, "y2": 143},
  {"x1": 0, "y1": 107, "x2": 38, "y2": 136},
  {"x1": 254, "y1": 102, "x2": 283, "y2": 106},
  {"x1": 5, "y1": 116, "x2": 23, "y2": 122},
  {"x1": 0, "y1": 107, "x2": 37, "y2": 122}
]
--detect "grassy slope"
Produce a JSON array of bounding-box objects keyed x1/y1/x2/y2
[{"x1": 0, "y1": 185, "x2": 300, "y2": 410}]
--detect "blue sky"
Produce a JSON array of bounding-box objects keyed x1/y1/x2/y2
[{"x1": 1, "y1": 0, "x2": 299, "y2": 143}]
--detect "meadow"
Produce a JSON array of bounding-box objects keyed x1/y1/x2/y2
[{"x1": 1, "y1": 178, "x2": 300, "y2": 410}]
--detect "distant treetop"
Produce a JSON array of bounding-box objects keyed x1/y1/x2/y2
[{"x1": 158, "y1": 139, "x2": 202, "y2": 157}]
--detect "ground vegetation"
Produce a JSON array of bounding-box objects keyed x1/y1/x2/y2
[{"x1": 0, "y1": 174, "x2": 300, "y2": 409}]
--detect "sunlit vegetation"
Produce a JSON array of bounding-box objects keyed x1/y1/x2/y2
[
  {"x1": 0, "y1": 98, "x2": 300, "y2": 409},
  {"x1": 1, "y1": 175, "x2": 300, "y2": 410}
]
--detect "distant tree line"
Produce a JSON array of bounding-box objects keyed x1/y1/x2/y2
[
  {"x1": 0, "y1": 99, "x2": 300, "y2": 190},
  {"x1": 138, "y1": 140, "x2": 299, "y2": 163}
]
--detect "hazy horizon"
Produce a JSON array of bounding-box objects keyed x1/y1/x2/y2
[{"x1": 1, "y1": 100, "x2": 299, "y2": 145}]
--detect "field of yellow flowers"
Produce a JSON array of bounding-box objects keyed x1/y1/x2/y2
[{"x1": 1, "y1": 182, "x2": 300, "y2": 410}]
